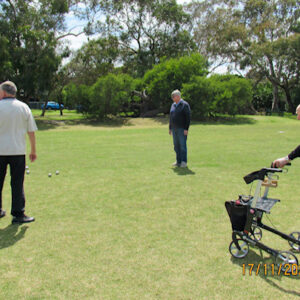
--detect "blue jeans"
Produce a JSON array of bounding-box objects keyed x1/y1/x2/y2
[{"x1": 172, "y1": 128, "x2": 187, "y2": 164}]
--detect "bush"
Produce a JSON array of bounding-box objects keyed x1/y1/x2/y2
[
  {"x1": 182, "y1": 75, "x2": 253, "y2": 119},
  {"x1": 251, "y1": 81, "x2": 273, "y2": 112},
  {"x1": 143, "y1": 53, "x2": 208, "y2": 109},
  {"x1": 62, "y1": 83, "x2": 91, "y2": 113},
  {"x1": 89, "y1": 73, "x2": 135, "y2": 119},
  {"x1": 181, "y1": 76, "x2": 214, "y2": 118}
]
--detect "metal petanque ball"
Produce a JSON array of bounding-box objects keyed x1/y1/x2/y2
[
  {"x1": 26, "y1": 165, "x2": 29, "y2": 170},
  {"x1": 56, "y1": 170, "x2": 59, "y2": 175},
  {"x1": 26, "y1": 170, "x2": 30, "y2": 175},
  {"x1": 48, "y1": 173, "x2": 52, "y2": 177}
]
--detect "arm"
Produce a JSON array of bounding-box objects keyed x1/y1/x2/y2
[
  {"x1": 169, "y1": 105, "x2": 173, "y2": 135},
  {"x1": 183, "y1": 103, "x2": 191, "y2": 135},
  {"x1": 27, "y1": 132, "x2": 37, "y2": 162},
  {"x1": 288, "y1": 145, "x2": 300, "y2": 160},
  {"x1": 272, "y1": 145, "x2": 300, "y2": 167}
]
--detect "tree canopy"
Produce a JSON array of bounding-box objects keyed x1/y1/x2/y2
[
  {"x1": 190, "y1": 0, "x2": 300, "y2": 112},
  {"x1": 0, "y1": 0, "x2": 299, "y2": 117}
]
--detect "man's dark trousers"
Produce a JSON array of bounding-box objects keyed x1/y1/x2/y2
[
  {"x1": 172, "y1": 128, "x2": 187, "y2": 164},
  {"x1": 0, "y1": 155, "x2": 26, "y2": 217}
]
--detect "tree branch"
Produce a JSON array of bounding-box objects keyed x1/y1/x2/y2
[{"x1": 56, "y1": 31, "x2": 86, "y2": 40}]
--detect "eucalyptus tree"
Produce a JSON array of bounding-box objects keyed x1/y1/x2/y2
[
  {"x1": 84, "y1": 0, "x2": 196, "y2": 77},
  {"x1": 0, "y1": 0, "x2": 93, "y2": 105},
  {"x1": 190, "y1": 0, "x2": 300, "y2": 112},
  {"x1": 63, "y1": 36, "x2": 120, "y2": 86}
]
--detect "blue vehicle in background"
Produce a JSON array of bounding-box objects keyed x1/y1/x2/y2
[{"x1": 41, "y1": 101, "x2": 64, "y2": 110}]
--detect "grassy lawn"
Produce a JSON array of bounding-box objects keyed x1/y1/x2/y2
[{"x1": 0, "y1": 112, "x2": 299, "y2": 299}]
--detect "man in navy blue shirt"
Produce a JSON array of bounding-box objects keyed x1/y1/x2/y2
[{"x1": 169, "y1": 90, "x2": 191, "y2": 167}]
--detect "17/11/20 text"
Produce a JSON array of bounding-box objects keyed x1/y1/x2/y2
[{"x1": 242, "y1": 264, "x2": 300, "y2": 276}]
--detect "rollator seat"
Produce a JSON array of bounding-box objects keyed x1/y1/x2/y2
[{"x1": 254, "y1": 197, "x2": 280, "y2": 213}]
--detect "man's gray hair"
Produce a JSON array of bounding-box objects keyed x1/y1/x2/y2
[
  {"x1": 171, "y1": 89, "x2": 181, "y2": 98},
  {"x1": 0, "y1": 81, "x2": 17, "y2": 96}
]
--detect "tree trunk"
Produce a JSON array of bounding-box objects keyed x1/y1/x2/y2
[
  {"x1": 282, "y1": 87, "x2": 295, "y2": 113},
  {"x1": 41, "y1": 100, "x2": 48, "y2": 117},
  {"x1": 59, "y1": 103, "x2": 63, "y2": 116},
  {"x1": 271, "y1": 84, "x2": 279, "y2": 112},
  {"x1": 132, "y1": 90, "x2": 151, "y2": 116}
]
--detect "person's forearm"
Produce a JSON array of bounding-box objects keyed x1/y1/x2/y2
[
  {"x1": 28, "y1": 132, "x2": 36, "y2": 154},
  {"x1": 288, "y1": 145, "x2": 300, "y2": 160}
]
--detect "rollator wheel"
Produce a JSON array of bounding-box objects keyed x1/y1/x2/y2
[
  {"x1": 288, "y1": 232, "x2": 300, "y2": 251},
  {"x1": 229, "y1": 239, "x2": 249, "y2": 259},
  {"x1": 250, "y1": 226, "x2": 262, "y2": 241},
  {"x1": 275, "y1": 251, "x2": 299, "y2": 273}
]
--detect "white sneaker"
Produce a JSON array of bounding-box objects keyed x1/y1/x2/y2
[
  {"x1": 180, "y1": 162, "x2": 187, "y2": 168},
  {"x1": 172, "y1": 161, "x2": 179, "y2": 167}
]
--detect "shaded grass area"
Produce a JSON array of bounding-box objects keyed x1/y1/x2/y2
[
  {"x1": 0, "y1": 115, "x2": 299, "y2": 299},
  {"x1": 33, "y1": 109, "x2": 258, "y2": 131}
]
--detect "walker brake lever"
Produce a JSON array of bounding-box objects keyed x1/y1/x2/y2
[{"x1": 283, "y1": 162, "x2": 291, "y2": 173}]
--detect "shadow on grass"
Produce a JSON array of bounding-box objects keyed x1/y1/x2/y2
[
  {"x1": 194, "y1": 115, "x2": 257, "y2": 126},
  {"x1": 231, "y1": 249, "x2": 300, "y2": 297},
  {"x1": 152, "y1": 115, "x2": 257, "y2": 126},
  {"x1": 35, "y1": 117, "x2": 133, "y2": 131},
  {"x1": 0, "y1": 224, "x2": 28, "y2": 250},
  {"x1": 35, "y1": 115, "x2": 257, "y2": 131},
  {"x1": 172, "y1": 167, "x2": 195, "y2": 176}
]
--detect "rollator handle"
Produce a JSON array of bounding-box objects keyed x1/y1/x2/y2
[
  {"x1": 244, "y1": 167, "x2": 282, "y2": 184},
  {"x1": 270, "y1": 162, "x2": 291, "y2": 168}
]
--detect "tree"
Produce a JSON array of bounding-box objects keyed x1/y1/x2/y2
[
  {"x1": 182, "y1": 75, "x2": 253, "y2": 119},
  {"x1": 190, "y1": 0, "x2": 300, "y2": 112},
  {"x1": 62, "y1": 83, "x2": 91, "y2": 113},
  {"x1": 63, "y1": 36, "x2": 120, "y2": 85},
  {"x1": 87, "y1": 0, "x2": 196, "y2": 77},
  {"x1": 251, "y1": 80, "x2": 274, "y2": 112},
  {"x1": 141, "y1": 53, "x2": 208, "y2": 114},
  {"x1": 0, "y1": 0, "x2": 64, "y2": 100},
  {"x1": 0, "y1": 0, "x2": 94, "y2": 112},
  {"x1": 89, "y1": 73, "x2": 135, "y2": 119}
]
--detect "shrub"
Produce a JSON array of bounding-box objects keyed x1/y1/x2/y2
[
  {"x1": 90, "y1": 73, "x2": 134, "y2": 119},
  {"x1": 143, "y1": 53, "x2": 208, "y2": 109},
  {"x1": 182, "y1": 75, "x2": 253, "y2": 119}
]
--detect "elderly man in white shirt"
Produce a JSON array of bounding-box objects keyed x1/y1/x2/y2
[{"x1": 0, "y1": 81, "x2": 37, "y2": 223}]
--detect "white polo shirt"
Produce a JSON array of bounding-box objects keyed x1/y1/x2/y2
[{"x1": 0, "y1": 98, "x2": 38, "y2": 155}]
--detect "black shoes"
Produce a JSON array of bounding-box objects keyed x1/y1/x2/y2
[
  {"x1": 12, "y1": 214, "x2": 35, "y2": 224},
  {"x1": 0, "y1": 210, "x2": 6, "y2": 218},
  {"x1": 0, "y1": 210, "x2": 34, "y2": 223}
]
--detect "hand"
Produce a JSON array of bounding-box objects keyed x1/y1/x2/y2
[
  {"x1": 184, "y1": 130, "x2": 188, "y2": 136},
  {"x1": 169, "y1": 130, "x2": 172, "y2": 135},
  {"x1": 29, "y1": 153, "x2": 37, "y2": 162},
  {"x1": 272, "y1": 156, "x2": 289, "y2": 168}
]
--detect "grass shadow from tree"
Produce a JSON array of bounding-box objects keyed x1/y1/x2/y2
[
  {"x1": 35, "y1": 117, "x2": 134, "y2": 131},
  {"x1": 148, "y1": 115, "x2": 257, "y2": 126},
  {"x1": 35, "y1": 114, "x2": 258, "y2": 131}
]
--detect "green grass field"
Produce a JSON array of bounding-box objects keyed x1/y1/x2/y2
[{"x1": 0, "y1": 112, "x2": 299, "y2": 299}]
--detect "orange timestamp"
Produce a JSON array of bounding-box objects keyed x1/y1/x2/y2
[{"x1": 242, "y1": 263, "x2": 300, "y2": 276}]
